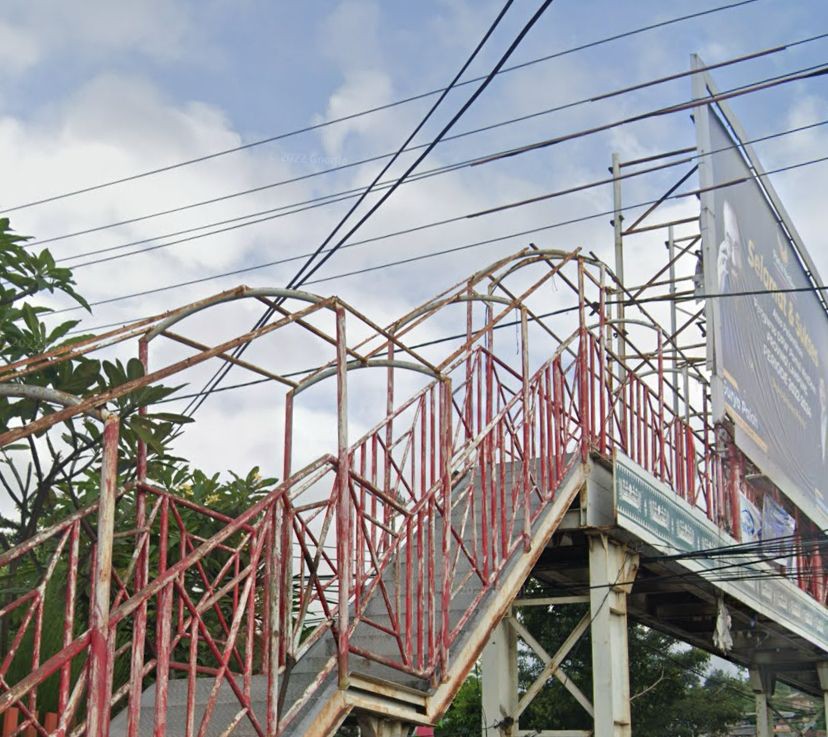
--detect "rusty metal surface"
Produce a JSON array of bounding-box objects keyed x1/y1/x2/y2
[{"x1": 0, "y1": 249, "x2": 822, "y2": 737}]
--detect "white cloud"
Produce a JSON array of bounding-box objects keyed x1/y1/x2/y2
[
  {"x1": 0, "y1": 20, "x2": 40, "y2": 77},
  {"x1": 3, "y1": 0, "x2": 199, "y2": 70}
]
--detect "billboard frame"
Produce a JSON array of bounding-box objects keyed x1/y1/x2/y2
[{"x1": 691, "y1": 54, "x2": 828, "y2": 529}]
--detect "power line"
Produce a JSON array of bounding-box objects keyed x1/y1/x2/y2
[
  {"x1": 184, "y1": 0, "x2": 558, "y2": 418},
  {"x1": 51, "y1": 113, "x2": 828, "y2": 278},
  {"x1": 34, "y1": 37, "x2": 828, "y2": 255},
  {"x1": 472, "y1": 62, "x2": 828, "y2": 166},
  {"x1": 49, "y1": 144, "x2": 828, "y2": 325},
  {"x1": 1, "y1": 0, "x2": 762, "y2": 216}
]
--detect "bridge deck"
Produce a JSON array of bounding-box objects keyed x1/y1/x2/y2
[{"x1": 537, "y1": 454, "x2": 828, "y2": 696}]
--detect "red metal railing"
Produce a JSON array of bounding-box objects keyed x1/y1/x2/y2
[{"x1": 0, "y1": 252, "x2": 823, "y2": 737}]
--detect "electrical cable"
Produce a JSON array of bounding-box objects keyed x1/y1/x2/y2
[
  {"x1": 51, "y1": 146, "x2": 828, "y2": 350},
  {"x1": 185, "y1": 0, "x2": 558, "y2": 418},
  {"x1": 472, "y1": 62, "x2": 828, "y2": 166},
  {"x1": 1, "y1": 0, "x2": 762, "y2": 216},
  {"x1": 46, "y1": 116, "x2": 828, "y2": 302},
  {"x1": 34, "y1": 39, "x2": 828, "y2": 256},
  {"x1": 54, "y1": 115, "x2": 828, "y2": 271}
]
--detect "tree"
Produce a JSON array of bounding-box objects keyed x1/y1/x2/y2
[
  {"x1": 437, "y1": 580, "x2": 751, "y2": 736},
  {"x1": 0, "y1": 219, "x2": 277, "y2": 712}
]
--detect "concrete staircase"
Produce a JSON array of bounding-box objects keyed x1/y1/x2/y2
[{"x1": 110, "y1": 459, "x2": 584, "y2": 737}]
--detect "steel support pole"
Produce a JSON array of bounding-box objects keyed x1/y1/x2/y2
[
  {"x1": 611, "y1": 153, "x2": 625, "y2": 369},
  {"x1": 816, "y1": 662, "x2": 828, "y2": 732},
  {"x1": 667, "y1": 226, "x2": 679, "y2": 418},
  {"x1": 336, "y1": 305, "x2": 351, "y2": 688},
  {"x1": 749, "y1": 667, "x2": 775, "y2": 737},
  {"x1": 87, "y1": 414, "x2": 120, "y2": 737},
  {"x1": 588, "y1": 534, "x2": 637, "y2": 737},
  {"x1": 481, "y1": 616, "x2": 518, "y2": 737}
]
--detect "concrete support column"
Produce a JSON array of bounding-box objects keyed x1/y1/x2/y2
[
  {"x1": 749, "y1": 667, "x2": 776, "y2": 737},
  {"x1": 817, "y1": 662, "x2": 828, "y2": 732},
  {"x1": 357, "y1": 716, "x2": 407, "y2": 737},
  {"x1": 588, "y1": 534, "x2": 638, "y2": 737},
  {"x1": 481, "y1": 614, "x2": 518, "y2": 737}
]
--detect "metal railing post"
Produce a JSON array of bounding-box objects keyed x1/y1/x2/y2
[
  {"x1": 87, "y1": 413, "x2": 120, "y2": 737},
  {"x1": 335, "y1": 305, "x2": 351, "y2": 688}
]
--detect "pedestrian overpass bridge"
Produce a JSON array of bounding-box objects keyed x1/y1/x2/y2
[{"x1": 0, "y1": 249, "x2": 824, "y2": 737}]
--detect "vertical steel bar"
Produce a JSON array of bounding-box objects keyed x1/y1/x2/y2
[
  {"x1": 335, "y1": 305, "x2": 350, "y2": 688},
  {"x1": 58, "y1": 521, "x2": 79, "y2": 714},
  {"x1": 153, "y1": 500, "x2": 172, "y2": 737},
  {"x1": 612, "y1": 152, "x2": 626, "y2": 373},
  {"x1": 87, "y1": 414, "x2": 120, "y2": 737},
  {"x1": 439, "y1": 378, "x2": 452, "y2": 674},
  {"x1": 520, "y1": 308, "x2": 531, "y2": 551}
]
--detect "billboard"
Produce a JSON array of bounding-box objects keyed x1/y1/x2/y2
[{"x1": 699, "y1": 108, "x2": 828, "y2": 529}]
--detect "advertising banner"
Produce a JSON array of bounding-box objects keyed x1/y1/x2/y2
[{"x1": 701, "y1": 111, "x2": 828, "y2": 529}]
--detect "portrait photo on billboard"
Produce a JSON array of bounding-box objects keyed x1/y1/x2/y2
[{"x1": 702, "y1": 109, "x2": 828, "y2": 529}]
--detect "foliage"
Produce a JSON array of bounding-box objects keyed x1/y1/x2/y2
[
  {"x1": 437, "y1": 581, "x2": 751, "y2": 737},
  {"x1": 0, "y1": 220, "x2": 280, "y2": 710}
]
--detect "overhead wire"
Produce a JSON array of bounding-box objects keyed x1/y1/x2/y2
[
  {"x1": 30, "y1": 31, "x2": 827, "y2": 253},
  {"x1": 1, "y1": 0, "x2": 763, "y2": 216},
  {"x1": 46, "y1": 113, "x2": 828, "y2": 286},
  {"x1": 184, "y1": 0, "x2": 558, "y2": 417},
  {"x1": 49, "y1": 144, "x2": 828, "y2": 334}
]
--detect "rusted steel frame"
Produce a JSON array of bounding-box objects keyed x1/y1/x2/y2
[
  {"x1": 265, "y1": 498, "x2": 282, "y2": 737},
  {"x1": 622, "y1": 166, "x2": 698, "y2": 235},
  {"x1": 370, "y1": 436, "x2": 417, "y2": 505},
  {"x1": 334, "y1": 305, "x2": 351, "y2": 688},
  {"x1": 438, "y1": 256, "x2": 576, "y2": 374},
  {"x1": 256, "y1": 296, "x2": 368, "y2": 366},
  {"x1": 159, "y1": 330, "x2": 297, "y2": 387},
  {"x1": 626, "y1": 273, "x2": 697, "y2": 293},
  {"x1": 56, "y1": 521, "x2": 80, "y2": 714},
  {"x1": 485, "y1": 266, "x2": 583, "y2": 371},
  {"x1": 85, "y1": 414, "x2": 119, "y2": 737},
  {"x1": 171, "y1": 578, "x2": 266, "y2": 737},
  {"x1": 292, "y1": 510, "x2": 340, "y2": 610},
  {"x1": 0, "y1": 299, "x2": 331, "y2": 448},
  {"x1": 169, "y1": 500, "x2": 257, "y2": 620},
  {"x1": 192, "y1": 529, "x2": 265, "y2": 737},
  {"x1": 336, "y1": 299, "x2": 442, "y2": 375},
  {"x1": 0, "y1": 679, "x2": 49, "y2": 737},
  {"x1": 171, "y1": 536, "x2": 255, "y2": 673},
  {"x1": 0, "y1": 628, "x2": 91, "y2": 715},
  {"x1": 0, "y1": 594, "x2": 39, "y2": 679},
  {"x1": 359, "y1": 615, "x2": 403, "y2": 640},
  {"x1": 349, "y1": 492, "x2": 404, "y2": 658},
  {"x1": 438, "y1": 378, "x2": 452, "y2": 675},
  {"x1": 292, "y1": 498, "x2": 337, "y2": 645},
  {"x1": 0, "y1": 587, "x2": 38, "y2": 620},
  {"x1": 657, "y1": 332, "x2": 667, "y2": 480},
  {"x1": 381, "y1": 250, "x2": 526, "y2": 344},
  {"x1": 0, "y1": 312, "x2": 165, "y2": 383},
  {"x1": 16, "y1": 518, "x2": 70, "y2": 718},
  {"x1": 446, "y1": 467, "x2": 485, "y2": 585},
  {"x1": 108, "y1": 458, "x2": 334, "y2": 629},
  {"x1": 347, "y1": 644, "x2": 430, "y2": 680},
  {"x1": 602, "y1": 264, "x2": 708, "y2": 392},
  {"x1": 624, "y1": 214, "x2": 699, "y2": 236}
]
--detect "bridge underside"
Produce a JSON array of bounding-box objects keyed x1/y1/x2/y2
[
  {"x1": 480, "y1": 455, "x2": 827, "y2": 737},
  {"x1": 534, "y1": 457, "x2": 827, "y2": 696}
]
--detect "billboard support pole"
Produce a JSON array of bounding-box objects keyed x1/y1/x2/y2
[
  {"x1": 667, "y1": 225, "x2": 679, "y2": 418},
  {"x1": 611, "y1": 152, "x2": 626, "y2": 372}
]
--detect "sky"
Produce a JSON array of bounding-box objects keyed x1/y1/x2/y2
[{"x1": 2, "y1": 0, "x2": 827, "y2": 479}]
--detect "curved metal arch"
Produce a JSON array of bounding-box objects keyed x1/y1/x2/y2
[
  {"x1": 293, "y1": 359, "x2": 439, "y2": 396},
  {"x1": 486, "y1": 249, "x2": 590, "y2": 295},
  {"x1": 144, "y1": 287, "x2": 326, "y2": 342},
  {"x1": 0, "y1": 384, "x2": 107, "y2": 421},
  {"x1": 389, "y1": 292, "x2": 513, "y2": 335}
]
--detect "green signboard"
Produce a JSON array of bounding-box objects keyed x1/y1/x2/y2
[{"x1": 614, "y1": 452, "x2": 828, "y2": 651}]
